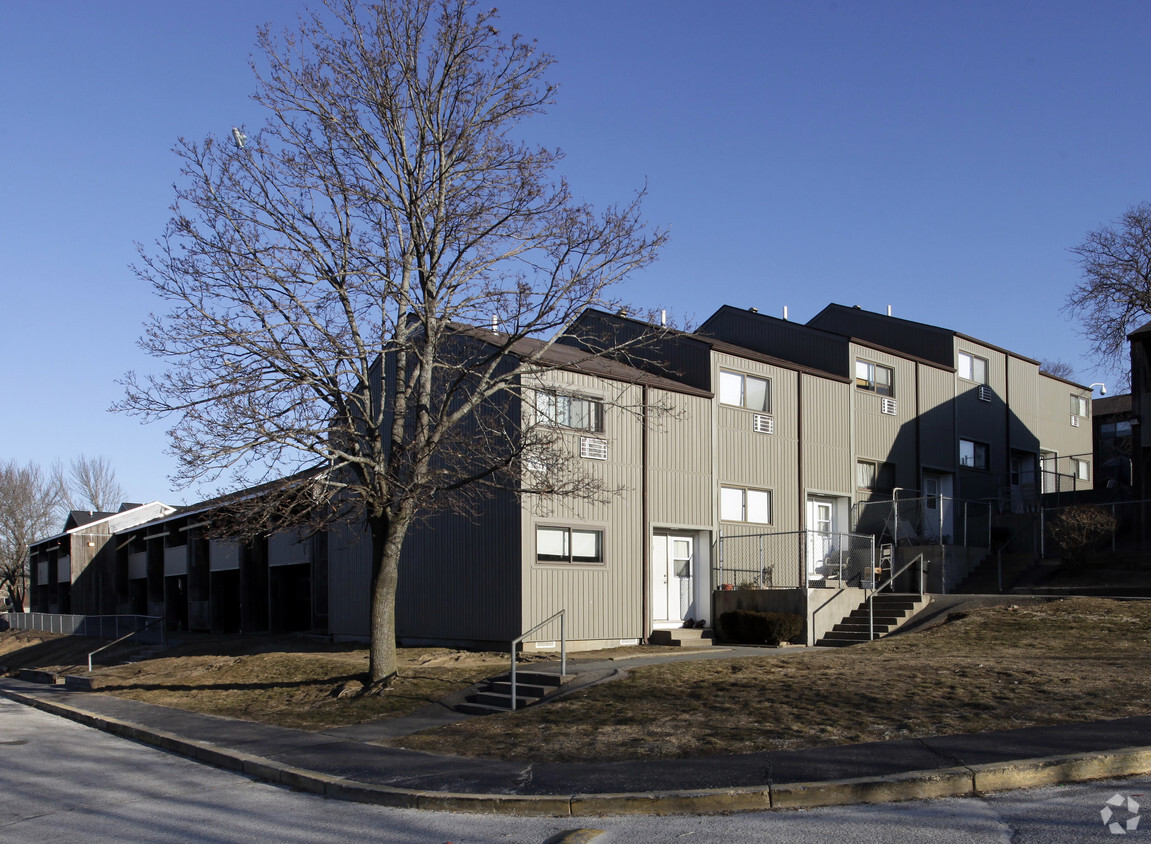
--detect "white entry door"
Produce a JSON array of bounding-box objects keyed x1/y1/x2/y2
[
  {"x1": 805, "y1": 497, "x2": 837, "y2": 580},
  {"x1": 652, "y1": 533, "x2": 695, "y2": 624},
  {"x1": 922, "y1": 472, "x2": 954, "y2": 541}
]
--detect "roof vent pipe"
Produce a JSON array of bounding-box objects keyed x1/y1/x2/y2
[
  {"x1": 490, "y1": 315, "x2": 498, "y2": 333},
  {"x1": 782, "y1": 305, "x2": 788, "y2": 321},
  {"x1": 661, "y1": 309, "x2": 667, "y2": 327},
  {"x1": 887, "y1": 305, "x2": 893, "y2": 316}
]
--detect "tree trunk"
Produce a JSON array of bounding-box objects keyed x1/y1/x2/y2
[{"x1": 367, "y1": 512, "x2": 404, "y2": 685}]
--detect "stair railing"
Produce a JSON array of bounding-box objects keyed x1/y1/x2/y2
[
  {"x1": 87, "y1": 615, "x2": 166, "y2": 672},
  {"x1": 868, "y1": 553, "x2": 925, "y2": 641},
  {"x1": 509, "y1": 609, "x2": 566, "y2": 712}
]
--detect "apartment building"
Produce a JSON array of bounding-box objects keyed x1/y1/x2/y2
[{"x1": 26, "y1": 303, "x2": 1093, "y2": 649}]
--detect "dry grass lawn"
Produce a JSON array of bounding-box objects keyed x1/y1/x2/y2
[
  {"x1": 0, "y1": 631, "x2": 510, "y2": 730},
  {"x1": 398, "y1": 597, "x2": 1151, "y2": 761},
  {"x1": 3, "y1": 597, "x2": 1149, "y2": 758}
]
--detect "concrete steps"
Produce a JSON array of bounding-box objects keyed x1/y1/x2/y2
[
  {"x1": 953, "y1": 551, "x2": 1037, "y2": 594},
  {"x1": 455, "y1": 669, "x2": 570, "y2": 716},
  {"x1": 816, "y1": 594, "x2": 927, "y2": 647},
  {"x1": 120, "y1": 645, "x2": 168, "y2": 665},
  {"x1": 648, "y1": 627, "x2": 715, "y2": 648}
]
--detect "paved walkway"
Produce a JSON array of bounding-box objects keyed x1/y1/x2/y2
[{"x1": 3, "y1": 645, "x2": 1151, "y2": 816}]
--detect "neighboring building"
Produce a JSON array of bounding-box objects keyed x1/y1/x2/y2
[
  {"x1": 25, "y1": 303, "x2": 1094, "y2": 650},
  {"x1": 1093, "y1": 393, "x2": 1133, "y2": 492},
  {"x1": 1128, "y1": 320, "x2": 1151, "y2": 504},
  {"x1": 27, "y1": 503, "x2": 176, "y2": 615},
  {"x1": 699, "y1": 303, "x2": 1095, "y2": 511}
]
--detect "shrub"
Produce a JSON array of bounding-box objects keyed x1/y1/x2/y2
[
  {"x1": 1048, "y1": 505, "x2": 1117, "y2": 567},
  {"x1": 718, "y1": 610, "x2": 804, "y2": 646}
]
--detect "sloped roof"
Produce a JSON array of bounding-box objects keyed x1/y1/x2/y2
[
  {"x1": 458, "y1": 322, "x2": 716, "y2": 396},
  {"x1": 1128, "y1": 319, "x2": 1151, "y2": 340},
  {"x1": 63, "y1": 510, "x2": 116, "y2": 531},
  {"x1": 1094, "y1": 392, "x2": 1132, "y2": 416},
  {"x1": 571, "y1": 308, "x2": 852, "y2": 383}
]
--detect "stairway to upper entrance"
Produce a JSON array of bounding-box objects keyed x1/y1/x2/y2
[{"x1": 815, "y1": 593, "x2": 928, "y2": 647}]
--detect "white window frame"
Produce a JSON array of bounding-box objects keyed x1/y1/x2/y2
[
  {"x1": 960, "y1": 439, "x2": 990, "y2": 470},
  {"x1": 535, "y1": 525, "x2": 605, "y2": 566},
  {"x1": 856, "y1": 459, "x2": 895, "y2": 493},
  {"x1": 958, "y1": 352, "x2": 989, "y2": 384},
  {"x1": 718, "y1": 370, "x2": 771, "y2": 413},
  {"x1": 1070, "y1": 394, "x2": 1089, "y2": 418},
  {"x1": 1072, "y1": 458, "x2": 1090, "y2": 481},
  {"x1": 855, "y1": 359, "x2": 894, "y2": 397},
  {"x1": 535, "y1": 390, "x2": 604, "y2": 433},
  {"x1": 719, "y1": 486, "x2": 772, "y2": 524}
]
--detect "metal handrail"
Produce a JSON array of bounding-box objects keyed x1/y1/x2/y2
[
  {"x1": 509, "y1": 609, "x2": 566, "y2": 712},
  {"x1": 868, "y1": 553, "x2": 925, "y2": 641},
  {"x1": 810, "y1": 586, "x2": 848, "y2": 647},
  {"x1": 88, "y1": 616, "x2": 165, "y2": 672}
]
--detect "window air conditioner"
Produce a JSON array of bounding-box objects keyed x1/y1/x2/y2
[{"x1": 580, "y1": 436, "x2": 608, "y2": 460}]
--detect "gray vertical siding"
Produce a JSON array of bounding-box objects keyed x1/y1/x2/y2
[
  {"x1": 714, "y1": 353, "x2": 801, "y2": 533},
  {"x1": 1008, "y1": 356, "x2": 1041, "y2": 451},
  {"x1": 917, "y1": 365, "x2": 957, "y2": 470},
  {"x1": 326, "y1": 520, "x2": 372, "y2": 638},
  {"x1": 648, "y1": 389, "x2": 713, "y2": 528},
  {"x1": 399, "y1": 493, "x2": 522, "y2": 643},
  {"x1": 521, "y1": 370, "x2": 644, "y2": 643},
  {"x1": 954, "y1": 339, "x2": 1008, "y2": 499},
  {"x1": 851, "y1": 345, "x2": 917, "y2": 490},
  {"x1": 800, "y1": 374, "x2": 852, "y2": 495},
  {"x1": 1037, "y1": 375, "x2": 1094, "y2": 458}
]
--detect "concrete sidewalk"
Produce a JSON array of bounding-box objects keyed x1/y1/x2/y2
[{"x1": 3, "y1": 671, "x2": 1151, "y2": 816}]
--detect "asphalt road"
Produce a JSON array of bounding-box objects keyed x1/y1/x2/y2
[{"x1": 1, "y1": 696, "x2": 1146, "y2": 843}]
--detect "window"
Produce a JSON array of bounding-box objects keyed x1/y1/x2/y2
[
  {"x1": 1070, "y1": 394, "x2": 1089, "y2": 418},
  {"x1": 535, "y1": 390, "x2": 604, "y2": 432},
  {"x1": 958, "y1": 352, "x2": 988, "y2": 384},
  {"x1": 718, "y1": 370, "x2": 770, "y2": 412},
  {"x1": 1072, "y1": 458, "x2": 1090, "y2": 481},
  {"x1": 536, "y1": 526, "x2": 604, "y2": 565},
  {"x1": 855, "y1": 359, "x2": 894, "y2": 397},
  {"x1": 856, "y1": 459, "x2": 895, "y2": 493},
  {"x1": 960, "y1": 439, "x2": 989, "y2": 470},
  {"x1": 720, "y1": 486, "x2": 772, "y2": 524}
]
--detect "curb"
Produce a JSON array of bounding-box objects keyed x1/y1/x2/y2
[{"x1": 5, "y1": 686, "x2": 1151, "y2": 817}]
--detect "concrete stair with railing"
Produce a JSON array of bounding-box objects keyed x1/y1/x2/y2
[
  {"x1": 455, "y1": 669, "x2": 571, "y2": 715},
  {"x1": 953, "y1": 550, "x2": 1038, "y2": 594},
  {"x1": 815, "y1": 593, "x2": 928, "y2": 647}
]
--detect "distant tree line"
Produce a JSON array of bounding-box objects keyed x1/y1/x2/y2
[{"x1": 0, "y1": 455, "x2": 124, "y2": 611}]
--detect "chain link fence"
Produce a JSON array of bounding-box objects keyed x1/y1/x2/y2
[
  {"x1": 715, "y1": 530, "x2": 876, "y2": 589},
  {"x1": 1039, "y1": 498, "x2": 1151, "y2": 559},
  {"x1": 2, "y1": 612, "x2": 164, "y2": 644},
  {"x1": 851, "y1": 495, "x2": 992, "y2": 550},
  {"x1": 1040, "y1": 453, "x2": 1095, "y2": 498}
]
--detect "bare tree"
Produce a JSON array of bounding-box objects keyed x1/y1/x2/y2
[
  {"x1": 0, "y1": 461, "x2": 59, "y2": 612},
  {"x1": 52, "y1": 454, "x2": 125, "y2": 516},
  {"x1": 1066, "y1": 202, "x2": 1151, "y2": 375},
  {"x1": 117, "y1": 0, "x2": 665, "y2": 685},
  {"x1": 1040, "y1": 359, "x2": 1076, "y2": 380}
]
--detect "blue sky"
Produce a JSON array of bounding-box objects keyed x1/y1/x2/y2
[{"x1": 2, "y1": 0, "x2": 1149, "y2": 506}]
